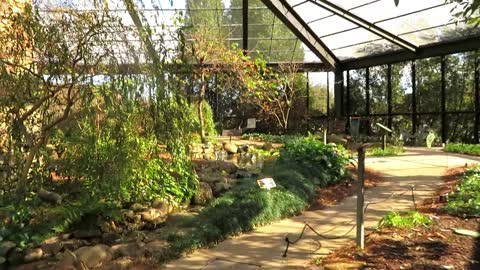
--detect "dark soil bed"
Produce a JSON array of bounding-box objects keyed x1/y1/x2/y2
[
  {"x1": 309, "y1": 166, "x2": 384, "y2": 210},
  {"x1": 319, "y1": 166, "x2": 480, "y2": 270}
]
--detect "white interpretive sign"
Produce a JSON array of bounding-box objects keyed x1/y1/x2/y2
[
  {"x1": 246, "y1": 118, "x2": 256, "y2": 129},
  {"x1": 257, "y1": 178, "x2": 276, "y2": 190}
]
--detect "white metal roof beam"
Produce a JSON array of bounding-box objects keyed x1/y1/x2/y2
[
  {"x1": 260, "y1": 0, "x2": 339, "y2": 70},
  {"x1": 307, "y1": 0, "x2": 418, "y2": 52}
]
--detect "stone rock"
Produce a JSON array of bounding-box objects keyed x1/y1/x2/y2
[
  {"x1": 111, "y1": 242, "x2": 145, "y2": 258},
  {"x1": 61, "y1": 239, "x2": 89, "y2": 252},
  {"x1": 38, "y1": 189, "x2": 62, "y2": 205},
  {"x1": 130, "y1": 203, "x2": 147, "y2": 212},
  {"x1": 105, "y1": 257, "x2": 135, "y2": 270},
  {"x1": 9, "y1": 260, "x2": 54, "y2": 270},
  {"x1": 144, "y1": 240, "x2": 169, "y2": 260},
  {"x1": 262, "y1": 142, "x2": 274, "y2": 151},
  {"x1": 323, "y1": 261, "x2": 365, "y2": 270},
  {"x1": 74, "y1": 244, "x2": 112, "y2": 269},
  {"x1": 214, "y1": 181, "x2": 234, "y2": 195},
  {"x1": 198, "y1": 173, "x2": 228, "y2": 183},
  {"x1": 23, "y1": 248, "x2": 43, "y2": 262},
  {"x1": 100, "y1": 220, "x2": 122, "y2": 234},
  {"x1": 72, "y1": 229, "x2": 101, "y2": 239},
  {"x1": 164, "y1": 212, "x2": 198, "y2": 228},
  {"x1": 60, "y1": 233, "x2": 72, "y2": 240},
  {"x1": 139, "y1": 208, "x2": 167, "y2": 223},
  {"x1": 193, "y1": 182, "x2": 213, "y2": 206},
  {"x1": 215, "y1": 161, "x2": 238, "y2": 174},
  {"x1": 236, "y1": 170, "x2": 256, "y2": 179},
  {"x1": 132, "y1": 215, "x2": 142, "y2": 224},
  {"x1": 0, "y1": 241, "x2": 16, "y2": 257},
  {"x1": 101, "y1": 233, "x2": 121, "y2": 245},
  {"x1": 223, "y1": 143, "x2": 238, "y2": 154},
  {"x1": 238, "y1": 145, "x2": 249, "y2": 153},
  {"x1": 151, "y1": 199, "x2": 169, "y2": 214},
  {"x1": 123, "y1": 210, "x2": 136, "y2": 220},
  {"x1": 41, "y1": 239, "x2": 63, "y2": 257},
  {"x1": 7, "y1": 248, "x2": 23, "y2": 264},
  {"x1": 54, "y1": 250, "x2": 88, "y2": 270}
]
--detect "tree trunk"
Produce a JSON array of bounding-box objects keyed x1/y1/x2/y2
[
  {"x1": 198, "y1": 71, "x2": 207, "y2": 142},
  {"x1": 17, "y1": 139, "x2": 41, "y2": 195}
]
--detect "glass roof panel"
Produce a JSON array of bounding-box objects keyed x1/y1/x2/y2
[
  {"x1": 333, "y1": 40, "x2": 402, "y2": 60},
  {"x1": 349, "y1": 0, "x2": 446, "y2": 23},
  {"x1": 30, "y1": 0, "x2": 480, "y2": 64},
  {"x1": 309, "y1": 15, "x2": 358, "y2": 37},
  {"x1": 322, "y1": 27, "x2": 383, "y2": 52},
  {"x1": 326, "y1": 0, "x2": 383, "y2": 10},
  {"x1": 291, "y1": 1, "x2": 332, "y2": 23}
]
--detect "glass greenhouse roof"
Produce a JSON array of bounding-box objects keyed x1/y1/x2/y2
[{"x1": 34, "y1": 0, "x2": 480, "y2": 69}]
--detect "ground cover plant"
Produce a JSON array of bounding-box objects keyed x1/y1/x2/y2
[
  {"x1": 152, "y1": 137, "x2": 351, "y2": 261},
  {"x1": 445, "y1": 143, "x2": 480, "y2": 156},
  {"x1": 241, "y1": 133, "x2": 303, "y2": 144},
  {"x1": 378, "y1": 211, "x2": 432, "y2": 228},
  {"x1": 318, "y1": 166, "x2": 480, "y2": 270},
  {"x1": 445, "y1": 165, "x2": 480, "y2": 217},
  {"x1": 367, "y1": 146, "x2": 404, "y2": 157}
]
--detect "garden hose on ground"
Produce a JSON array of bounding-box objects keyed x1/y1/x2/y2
[{"x1": 282, "y1": 185, "x2": 417, "y2": 257}]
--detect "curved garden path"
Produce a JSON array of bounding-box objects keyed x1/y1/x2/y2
[{"x1": 162, "y1": 148, "x2": 480, "y2": 270}]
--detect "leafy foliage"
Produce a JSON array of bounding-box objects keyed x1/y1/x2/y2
[
  {"x1": 154, "y1": 142, "x2": 349, "y2": 262},
  {"x1": 447, "y1": 0, "x2": 480, "y2": 26},
  {"x1": 444, "y1": 143, "x2": 480, "y2": 156},
  {"x1": 0, "y1": 199, "x2": 116, "y2": 248},
  {"x1": 191, "y1": 102, "x2": 217, "y2": 137},
  {"x1": 367, "y1": 146, "x2": 404, "y2": 156},
  {"x1": 241, "y1": 133, "x2": 303, "y2": 144},
  {"x1": 278, "y1": 138, "x2": 350, "y2": 186},
  {"x1": 378, "y1": 211, "x2": 432, "y2": 228},
  {"x1": 445, "y1": 166, "x2": 480, "y2": 216}
]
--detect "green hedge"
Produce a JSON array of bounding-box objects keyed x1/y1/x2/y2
[
  {"x1": 367, "y1": 146, "x2": 404, "y2": 157},
  {"x1": 444, "y1": 143, "x2": 480, "y2": 156},
  {"x1": 241, "y1": 133, "x2": 302, "y2": 144},
  {"x1": 445, "y1": 166, "x2": 480, "y2": 217},
  {"x1": 158, "y1": 138, "x2": 350, "y2": 261}
]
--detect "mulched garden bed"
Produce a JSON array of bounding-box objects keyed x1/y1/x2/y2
[
  {"x1": 318, "y1": 166, "x2": 480, "y2": 270},
  {"x1": 309, "y1": 166, "x2": 385, "y2": 210}
]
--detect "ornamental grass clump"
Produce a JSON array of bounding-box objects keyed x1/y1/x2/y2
[
  {"x1": 445, "y1": 166, "x2": 480, "y2": 217},
  {"x1": 444, "y1": 143, "x2": 480, "y2": 156},
  {"x1": 159, "y1": 137, "x2": 350, "y2": 261}
]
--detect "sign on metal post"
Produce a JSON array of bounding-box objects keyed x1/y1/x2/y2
[
  {"x1": 356, "y1": 147, "x2": 366, "y2": 249},
  {"x1": 257, "y1": 178, "x2": 276, "y2": 190}
]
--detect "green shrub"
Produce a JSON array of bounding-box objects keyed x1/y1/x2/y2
[
  {"x1": 0, "y1": 199, "x2": 117, "y2": 249},
  {"x1": 60, "y1": 118, "x2": 197, "y2": 205},
  {"x1": 241, "y1": 133, "x2": 302, "y2": 144},
  {"x1": 156, "y1": 137, "x2": 350, "y2": 262},
  {"x1": 278, "y1": 138, "x2": 350, "y2": 186},
  {"x1": 367, "y1": 146, "x2": 404, "y2": 156},
  {"x1": 445, "y1": 166, "x2": 480, "y2": 216},
  {"x1": 191, "y1": 102, "x2": 217, "y2": 137},
  {"x1": 444, "y1": 143, "x2": 480, "y2": 156},
  {"x1": 378, "y1": 211, "x2": 432, "y2": 228}
]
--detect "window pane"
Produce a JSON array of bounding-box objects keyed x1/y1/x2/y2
[
  {"x1": 392, "y1": 62, "x2": 412, "y2": 114},
  {"x1": 370, "y1": 65, "x2": 388, "y2": 115},
  {"x1": 308, "y1": 72, "x2": 329, "y2": 116},
  {"x1": 447, "y1": 113, "x2": 475, "y2": 143},
  {"x1": 445, "y1": 52, "x2": 476, "y2": 112},
  {"x1": 348, "y1": 69, "x2": 367, "y2": 115},
  {"x1": 416, "y1": 57, "x2": 441, "y2": 113}
]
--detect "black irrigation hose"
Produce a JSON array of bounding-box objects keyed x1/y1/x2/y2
[
  {"x1": 411, "y1": 185, "x2": 417, "y2": 211},
  {"x1": 282, "y1": 222, "x2": 357, "y2": 257},
  {"x1": 282, "y1": 185, "x2": 418, "y2": 257}
]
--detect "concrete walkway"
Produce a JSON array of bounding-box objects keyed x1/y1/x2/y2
[{"x1": 163, "y1": 148, "x2": 480, "y2": 270}]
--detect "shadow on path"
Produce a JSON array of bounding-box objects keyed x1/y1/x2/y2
[{"x1": 472, "y1": 222, "x2": 480, "y2": 269}]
